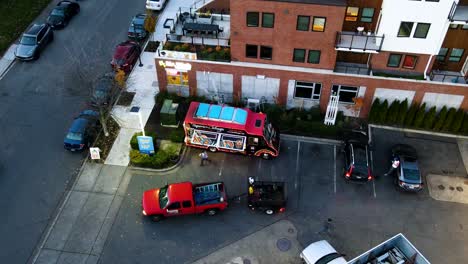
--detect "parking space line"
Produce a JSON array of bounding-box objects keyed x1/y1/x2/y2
[
  {"x1": 370, "y1": 150, "x2": 377, "y2": 198},
  {"x1": 295, "y1": 141, "x2": 300, "y2": 190},
  {"x1": 334, "y1": 145, "x2": 337, "y2": 193},
  {"x1": 218, "y1": 155, "x2": 225, "y2": 177}
]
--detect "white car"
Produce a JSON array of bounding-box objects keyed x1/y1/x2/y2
[
  {"x1": 300, "y1": 240, "x2": 347, "y2": 264},
  {"x1": 146, "y1": 0, "x2": 167, "y2": 11}
]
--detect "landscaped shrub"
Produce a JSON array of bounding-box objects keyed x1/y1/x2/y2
[
  {"x1": 385, "y1": 100, "x2": 400, "y2": 124},
  {"x1": 404, "y1": 104, "x2": 419, "y2": 127},
  {"x1": 433, "y1": 106, "x2": 448, "y2": 131},
  {"x1": 376, "y1": 99, "x2": 388, "y2": 124},
  {"x1": 397, "y1": 99, "x2": 408, "y2": 126},
  {"x1": 423, "y1": 106, "x2": 437, "y2": 130},
  {"x1": 461, "y1": 113, "x2": 468, "y2": 135},
  {"x1": 451, "y1": 109, "x2": 465, "y2": 133},
  {"x1": 130, "y1": 148, "x2": 178, "y2": 169},
  {"x1": 412, "y1": 103, "x2": 426, "y2": 128},
  {"x1": 263, "y1": 104, "x2": 286, "y2": 125},
  {"x1": 169, "y1": 129, "x2": 186, "y2": 143},
  {"x1": 442, "y1": 108, "x2": 457, "y2": 132},
  {"x1": 130, "y1": 132, "x2": 157, "y2": 150},
  {"x1": 368, "y1": 98, "x2": 381, "y2": 123}
]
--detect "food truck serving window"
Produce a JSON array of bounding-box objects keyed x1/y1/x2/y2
[
  {"x1": 219, "y1": 134, "x2": 246, "y2": 151},
  {"x1": 191, "y1": 130, "x2": 218, "y2": 146}
]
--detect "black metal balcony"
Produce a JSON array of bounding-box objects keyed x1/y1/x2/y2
[
  {"x1": 335, "y1": 32, "x2": 384, "y2": 53},
  {"x1": 429, "y1": 70, "x2": 467, "y2": 84},
  {"x1": 449, "y1": 2, "x2": 468, "y2": 23}
]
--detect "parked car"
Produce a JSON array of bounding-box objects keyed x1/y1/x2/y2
[
  {"x1": 343, "y1": 139, "x2": 373, "y2": 182},
  {"x1": 90, "y1": 73, "x2": 119, "y2": 107},
  {"x1": 46, "y1": 0, "x2": 80, "y2": 29},
  {"x1": 300, "y1": 240, "x2": 347, "y2": 264},
  {"x1": 110, "y1": 40, "x2": 140, "y2": 73},
  {"x1": 64, "y1": 110, "x2": 99, "y2": 152},
  {"x1": 146, "y1": 0, "x2": 167, "y2": 11},
  {"x1": 15, "y1": 24, "x2": 54, "y2": 61},
  {"x1": 391, "y1": 144, "x2": 423, "y2": 192},
  {"x1": 142, "y1": 181, "x2": 228, "y2": 222},
  {"x1": 128, "y1": 13, "x2": 149, "y2": 40}
]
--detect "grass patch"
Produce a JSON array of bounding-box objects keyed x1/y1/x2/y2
[
  {"x1": 91, "y1": 116, "x2": 121, "y2": 162},
  {"x1": 117, "y1": 91, "x2": 135, "y2": 106},
  {"x1": 129, "y1": 131, "x2": 182, "y2": 169},
  {"x1": 0, "y1": 0, "x2": 52, "y2": 56}
]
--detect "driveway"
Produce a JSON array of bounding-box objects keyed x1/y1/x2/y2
[{"x1": 0, "y1": 1, "x2": 147, "y2": 262}]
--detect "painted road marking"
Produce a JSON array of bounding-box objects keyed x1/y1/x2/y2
[
  {"x1": 218, "y1": 155, "x2": 225, "y2": 177},
  {"x1": 370, "y1": 150, "x2": 377, "y2": 198},
  {"x1": 295, "y1": 141, "x2": 300, "y2": 190},
  {"x1": 334, "y1": 145, "x2": 337, "y2": 193},
  {"x1": 0, "y1": 60, "x2": 16, "y2": 81}
]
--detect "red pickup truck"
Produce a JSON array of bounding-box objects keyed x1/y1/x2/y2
[{"x1": 142, "y1": 181, "x2": 228, "y2": 222}]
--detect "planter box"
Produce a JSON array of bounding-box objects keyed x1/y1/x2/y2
[{"x1": 197, "y1": 16, "x2": 213, "y2": 24}]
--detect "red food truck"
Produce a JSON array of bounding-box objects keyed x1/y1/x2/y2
[{"x1": 183, "y1": 102, "x2": 280, "y2": 159}]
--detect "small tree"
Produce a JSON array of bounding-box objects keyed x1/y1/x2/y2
[
  {"x1": 433, "y1": 106, "x2": 448, "y2": 131},
  {"x1": 351, "y1": 97, "x2": 364, "y2": 117},
  {"x1": 451, "y1": 109, "x2": 465, "y2": 133},
  {"x1": 404, "y1": 104, "x2": 419, "y2": 127},
  {"x1": 115, "y1": 69, "x2": 127, "y2": 88},
  {"x1": 386, "y1": 100, "x2": 400, "y2": 125},
  {"x1": 368, "y1": 98, "x2": 381, "y2": 123},
  {"x1": 377, "y1": 99, "x2": 389, "y2": 124},
  {"x1": 144, "y1": 11, "x2": 157, "y2": 41},
  {"x1": 397, "y1": 99, "x2": 408, "y2": 126},
  {"x1": 413, "y1": 103, "x2": 426, "y2": 128},
  {"x1": 422, "y1": 106, "x2": 436, "y2": 130},
  {"x1": 461, "y1": 113, "x2": 468, "y2": 135},
  {"x1": 442, "y1": 108, "x2": 457, "y2": 132}
]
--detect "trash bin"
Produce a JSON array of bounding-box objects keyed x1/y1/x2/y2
[{"x1": 160, "y1": 99, "x2": 179, "y2": 127}]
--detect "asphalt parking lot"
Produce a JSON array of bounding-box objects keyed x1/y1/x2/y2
[{"x1": 100, "y1": 131, "x2": 468, "y2": 264}]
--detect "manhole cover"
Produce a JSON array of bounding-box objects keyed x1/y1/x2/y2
[
  {"x1": 288, "y1": 228, "x2": 295, "y2": 234},
  {"x1": 276, "y1": 238, "x2": 291, "y2": 252},
  {"x1": 457, "y1": 186, "x2": 463, "y2": 192},
  {"x1": 449, "y1": 186, "x2": 455, "y2": 191},
  {"x1": 438, "y1": 185, "x2": 445, "y2": 190},
  {"x1": 243, "y1": 259, "x2": 251, "y2": 264}
]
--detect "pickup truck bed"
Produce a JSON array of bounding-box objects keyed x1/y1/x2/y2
[
  {"x1": 194, "y1": 182, "x2": 225, "y2": 205},
  {"x1": 248, "y1": 181, "x2": 286, "y2": 214}
]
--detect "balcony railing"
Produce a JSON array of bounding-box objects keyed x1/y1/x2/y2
[
  {"x1": 449, "y1": 2, "x2": 468, "y2": 23},
  {"x1": 334, "y1": 62, "x2": 371, "y2": 75},
  {"x1": 335, "y1": 32, "x2": 384, "y2": 53},
  {"x1": 429, "y1": 70, "x2": 467, "y2": 84}
]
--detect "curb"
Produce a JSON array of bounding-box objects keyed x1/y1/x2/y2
[
  {"x1": 369, "y1": 124, "x2": 468, "y2": 140},
  {"x1": 281, "y1": 133, "x2": 343, "y2": 145},
  {"x1": 129, "y1": 144, "x2": 187, "y2": 173}
]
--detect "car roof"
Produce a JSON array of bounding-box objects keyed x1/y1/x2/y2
[
  {"x1": 26, "y1": 24, "x2": 45, "y2": 35},
  {"x1": 114, "y1": 41, "x2": 137, "y2": 56},
  {"x1": 133, "y1": 13, "x2": 146, "y2": 23},
  {"x1": 58, "y1": 0, "x2": 72, "y2": 6},
  {"x1": 301, "y1": 241, "x2": 347, "y2": 264},
  {"x1": 69, "y1": 118, "x2": 89, "y2": 133}
]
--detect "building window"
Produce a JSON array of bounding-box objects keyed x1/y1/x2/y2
[
  {"x1": 436, "y1": 48, "x2": 448, "y2": 61},
  {"x1": 449, "y1": 48, "x2": 464, "y2": 62},
  {"x1": 361, "y1": 8, "x2": 374, "y2": 23},
  {"x1": 166, "y1": 69, "x2": 189, "y2": 86},
  {"x1": 293, "y1": 49, "x2": 306, "y2": 62},
  {"x1": 449, "y1": 24, "x2": 459, "y2": 29},
  {"x1": 247, "y1": 12, "x2": 259, "y2": 27},
  {"x1": 345, "y1": 7, "x2": 359, "y2": 21},
  {"x1": 402, "y1": 55, "x2": 418, "y2": 69},
  {"x1": 312, "y1": 17, "x2": 326, "y2": 32},
  {"x1": 414, "y1": 23, "x2": 430, "y2": 38},
  {"x1": 294, "y1": 81, "x2": 322, "y2": 100},
  {"x1": 398, "y1": 22, "x2": 414, "y2": 37},
  {"x1": 246, "y1": 44, "x2": 258, "y2": 58},
  {"x1": 387, "y1": 54, "x2": 402, "y2": 67},
  {"x1": 262, "y1": 13, "x2": 275, "y2": 28},
  {"x1": 332, "y1": 85, "x2": 359, "y2": 104},
  {"x1": 260, "y1": 46, "x2": 273, "y2": 60},
  {"x1": 307, "y1": 50, "x2": 321, "y2": 64},
  {"x1": 297, "y1": 16, "x2": 310, "y2": 31}
]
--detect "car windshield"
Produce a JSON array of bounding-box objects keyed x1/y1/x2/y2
[
  {"x1": 159, "y1": 186, "x2": 169, "y2": 208},
  {"x1": 403, "y1": 167, "x2": 420, "y2": 181},
  {"x1": 66, "y1": 132, "x2": 82, "y2": 141},
  {"x1": 20, "y1": 36, "x2": 36, "y2": 45},
  {"x1": 51, "y1": 9, "x2": 65, "y2": 16}
]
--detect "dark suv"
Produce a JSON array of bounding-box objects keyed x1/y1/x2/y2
[
  {"x1": 15, "y1": 24, "x2": 54, "y2": 61},
  {"x1": 343, "y1": 139, "x2": 373, "y2": 182}
]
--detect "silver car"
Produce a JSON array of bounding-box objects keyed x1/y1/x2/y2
[{"x1": 15, "y1": 24, "x2": 54, "y2": 61}]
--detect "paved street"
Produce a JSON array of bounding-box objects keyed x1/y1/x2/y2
[{"x1": 0, "y1": 1, "x2": 147, "y2": 262}]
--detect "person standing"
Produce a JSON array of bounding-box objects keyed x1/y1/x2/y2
[
  {"x1": 384, "y1": 156, "x2": 400, "y2": 176},
  {"x1": 199, "y1": 150, "x2": 209, "y2": 166}
]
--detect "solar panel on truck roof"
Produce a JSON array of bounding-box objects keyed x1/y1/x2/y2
[{"x1": 194, "y1": 103, "x2": 248, "y2": 125}]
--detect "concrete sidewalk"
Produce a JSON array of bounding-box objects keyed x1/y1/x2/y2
[{"x1": 0, "y1": 44, "x2": 16, "y2": 79}]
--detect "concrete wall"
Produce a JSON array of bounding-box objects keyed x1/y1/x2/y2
[
  {"x1": 373, "y1": 88, "x2": 416, "y2": 104},
  {"x1": 422, "y1": 93, "x2": 464, "y2": 110},
  {"x1": 241, "y1": 76, "x2": 280, "y2": 103}
]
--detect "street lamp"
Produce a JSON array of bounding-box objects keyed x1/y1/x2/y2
[{"x1": 130, "y1": 106, "x2": 145, "y2": 136}]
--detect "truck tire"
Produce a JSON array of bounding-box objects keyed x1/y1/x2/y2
[
  {"x1": 206, "y1": 209, "x2": 218, "y2": 216},
  {"x1": 151, "y1": 215, "x2": 163, "y2": 222},
  {"x1": 265, "y1": 209, "x2": 274, "y2": 215}
]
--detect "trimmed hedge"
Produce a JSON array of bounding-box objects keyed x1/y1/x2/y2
[
  {"x1": 130, "y1": 132, "x2": 157, "y2": 150},
  {"x1": 397, "y1": 99, "x2": 408, "y2": 126},
  {"x1": 451, "y1": 109, "x2": 465, "y2": 133},
  {"x1": 461, "y1": 113, "x2": 468, "y2": 134},
  {"x1": 377, "y1": 100, "x2": 389, "y2": 124},
  {"x1": 442, "y1": 108, "x2": 457, "y2": 132},
  {"x1": 433, "y1": 106, "x2": 447, "y2": 132},
  {"x1": 404, "y1": 104, "x2": 419, "y2": 127},
  {"x1": 386, "y1": 100, "x2": 400, "y2": 124},
  {"x1": 413, "y1": 103, "x2": 426, "y2": 128},
  {"x1": 368, "y1": 98, "x2": 381, "y2": 123},
  {"x1": 423, "y1": 106, "x2": 436, "y2": 130}
]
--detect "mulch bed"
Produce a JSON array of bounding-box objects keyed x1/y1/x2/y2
[
  {"x1": 145, "y1": 102, "x2": 183, "y2": 140},
  {"x1": 145, "y1": 41, "x2": 160, "y2": 52},
  {"x1": 117, "y1": 91, "x2": 135, "y2": 106},
  {"x1": 90, "y1": 117, "x2": 121, "y2": 163}
]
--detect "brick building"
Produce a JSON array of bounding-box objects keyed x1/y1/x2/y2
[{"x1": 154, "y1": 0, "x2": 468, "y2": 118}]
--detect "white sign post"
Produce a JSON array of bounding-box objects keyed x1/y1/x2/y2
[{"x1": 90, "y1": 147, "x2": 101, "y2": 160}]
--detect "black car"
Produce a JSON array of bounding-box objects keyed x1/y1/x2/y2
[
  {"x1": 64, "y1": 110, "x2": 100, "y2": 151},
  {"x1": 128, "y1": 13, "x2": 149, "y2": 40},
  {"x1": 15, "y1": 24, "x2": 54, "y2": 61},
  {"x1": 47, "y1": 0, "x2": 80, "y2": 29},
  {"x1": 343, "y1": 139, "x2": 373, "y2": 182},
  {"x1": 391, "y1": 144, "x2": 423, "y2": 192},
  {"x1": 91, "y1": 73, "x2": 120, "y2": 107}
]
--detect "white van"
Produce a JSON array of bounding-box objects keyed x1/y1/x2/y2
[
  {"x1": 300, "y1": 240, "x2": 347, "y2": 264},
  {"x1": 146, "y1": 0, "x2": 167, "y2": 11}
]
